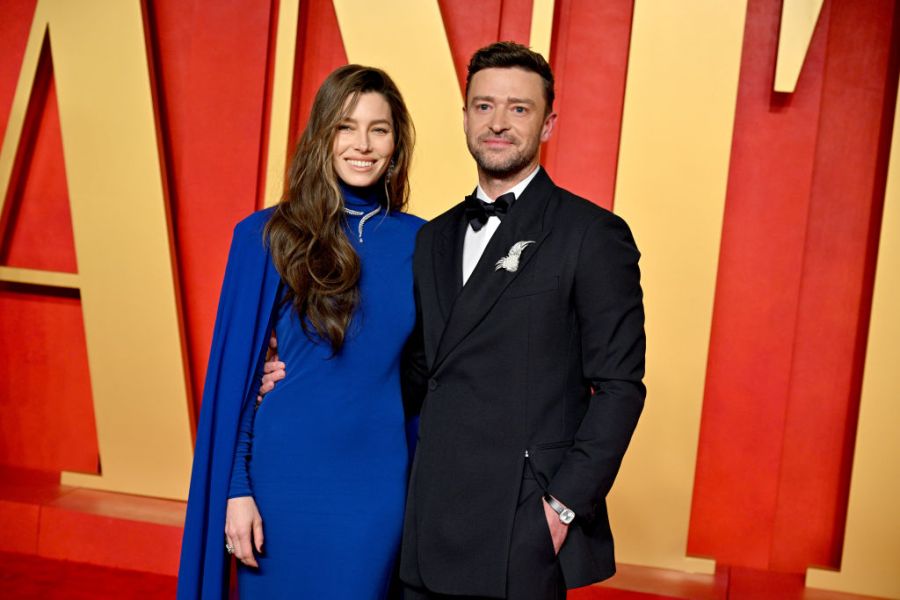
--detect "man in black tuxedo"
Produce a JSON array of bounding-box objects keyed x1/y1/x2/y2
[
  {"x1": 398, "y1": 42, "x2": 645, "y2": 599},
  {"x1": 259, "y1": 42, "x2": 644, "y2": 600}
]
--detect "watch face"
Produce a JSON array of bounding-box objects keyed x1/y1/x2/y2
[{"x1": 560, "y1": 508, "x2": 575, "y2": 525}]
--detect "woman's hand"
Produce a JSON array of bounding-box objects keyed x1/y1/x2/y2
[{"x1": 225, "y1": 496, "x2": 264, "y2": 568}]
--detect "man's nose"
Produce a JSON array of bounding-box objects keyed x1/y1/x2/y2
[{"x1": 488, "y1": 110, "x2": 509, "y2": 132}]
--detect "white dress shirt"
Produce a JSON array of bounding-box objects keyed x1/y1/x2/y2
[{"x1": 462, "y1": 166, "x2": 541, "y2": 285}]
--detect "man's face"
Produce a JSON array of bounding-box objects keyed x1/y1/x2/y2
[{"x1": 463, "y1": 67, "x2": 556, "y2": 180}]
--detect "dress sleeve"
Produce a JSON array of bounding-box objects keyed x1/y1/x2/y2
[{"x1": 227, "y1": 390, "x2": 257, "y2": 499}]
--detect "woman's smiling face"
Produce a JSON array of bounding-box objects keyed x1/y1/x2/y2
[{"x1": 332, "y1": 92, "x2": 395, "y2": 188}]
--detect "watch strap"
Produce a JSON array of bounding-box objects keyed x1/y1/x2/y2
[{"x1": 544, "y1": 494, "x2": 575, "y2": 520}]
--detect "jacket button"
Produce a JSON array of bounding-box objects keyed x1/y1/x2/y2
[{"x1": 428, "y1": 378, "x2": 438, "y2": 391}]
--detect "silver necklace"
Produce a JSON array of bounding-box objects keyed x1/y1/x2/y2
[{"x1": 343, "y1": 205, "x2": 381, "y2": 243}]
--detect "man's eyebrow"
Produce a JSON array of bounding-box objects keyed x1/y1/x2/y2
[{"x1": 470, "y1": 95, "x2": 536, "y2": 106}]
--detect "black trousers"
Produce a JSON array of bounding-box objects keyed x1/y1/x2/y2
[{"x1": 403, "y1": 473, "x2": 566, "y2": 600}]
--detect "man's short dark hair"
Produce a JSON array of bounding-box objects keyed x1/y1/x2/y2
[{"x1": 465, "y1": 41, "x2": 555, "y2": 112}]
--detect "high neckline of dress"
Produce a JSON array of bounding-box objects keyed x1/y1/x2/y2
[{"x1": 340, "y1": 181, "x2": 382, "y2": 211}]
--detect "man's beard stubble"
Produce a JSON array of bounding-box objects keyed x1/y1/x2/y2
[{"x1": 467, "y1": 133, "x2": 540, "y2": 180}]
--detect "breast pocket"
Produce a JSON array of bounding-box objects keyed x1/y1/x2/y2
[{"x1": 505, "y1": 275, "x2": 559, "y2": 299}]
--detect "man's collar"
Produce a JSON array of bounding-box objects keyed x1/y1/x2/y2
[{"x1": 475, "y1": 165, "x2": 541, "y2": 203}]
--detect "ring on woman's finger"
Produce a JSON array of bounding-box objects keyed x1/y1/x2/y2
[{"x1": 225, "y1": 542, "x2": 235, "y2": 554}]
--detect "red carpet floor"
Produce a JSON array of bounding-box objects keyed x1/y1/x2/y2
[
  {"x1": 0, "y1": 551, "x2": 676, "y2": 600},
  {"x1": 0, "y1": 552, "x2": 177, "y2": 599},
  {"x1": 572, "y1": 587, "x2": 678, "y2": 600}
]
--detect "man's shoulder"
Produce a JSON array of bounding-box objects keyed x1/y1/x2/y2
[
  {"x1": 429, "y1": 200, "x2": 466, "y2": 226},
  {"x1": 416, "y1": 200, "x2": 464, "y2": 239},
  {"x1": 549, "y1": 186, "x2": 639, "y2": 261},
  {"x1": 552, "y1": 186, "x2": 629, "y2": 233}
]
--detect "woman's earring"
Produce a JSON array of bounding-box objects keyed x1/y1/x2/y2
[{"x1": 384, "y1": 159, "x2": 396, "y2": 213}]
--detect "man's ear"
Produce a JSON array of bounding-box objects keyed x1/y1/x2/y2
[{"x1": 540, "y1": 111, "x2": 558, "y2": 143}]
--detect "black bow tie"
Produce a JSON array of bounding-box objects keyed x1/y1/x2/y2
[{"x1": 464, "y1": 192, "x2": 516, "y2": 232}]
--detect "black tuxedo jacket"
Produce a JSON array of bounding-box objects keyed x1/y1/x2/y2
[{"x1": 399, "y1": 169, "x2": 645, "y2": 597}]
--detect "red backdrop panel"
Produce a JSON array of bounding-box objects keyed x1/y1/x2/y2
[
  {"x1": 0, "y1": 287, "x2": 97, "y2": 473},
  {"x1": 690, "y1": 0, "x2": 899, "y2": 574},
  {"x1": 0, "y1": 0, "x2": 37, "y2": 141},
  {"x1": 542, "y1": 0, "x2": 633, "y2": 208},
  {"x1": 689, "y1": 0, "x2": 830, "y2": 568},
  {"x1": 147, "y1": 0, "x2": 276, "y2": 415},
  {"x1": 1, "y1": 72, "x2": 76, "y2": 273},
  {"x1": 0, "y1": 1, "x2": 97, "y2": 474},
  {"x1": 439, "y1": 0, "x2": 533, "y2": 95},
  {"x1": 770, "y1": 0, "x2": 898, "y2": 571},
  {"x1": 289, "y1": 0, "x2": 348, "y2": 147}
]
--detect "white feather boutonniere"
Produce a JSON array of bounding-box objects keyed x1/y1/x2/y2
[{"x1": 495, "y1": 240, "x2": 535, "y2": 273}]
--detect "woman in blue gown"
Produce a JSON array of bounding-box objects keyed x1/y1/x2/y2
[{"x1": 177, "y1": 65, "x2": 423, "y2": 599}]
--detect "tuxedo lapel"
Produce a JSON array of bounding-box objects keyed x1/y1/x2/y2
[{"x1": 432, "y1": 169, "x2": 556, "y2": 371}]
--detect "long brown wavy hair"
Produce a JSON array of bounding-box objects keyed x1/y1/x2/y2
[{"x1": 265, "y1": 65, "x2": 414, "y2": 353}]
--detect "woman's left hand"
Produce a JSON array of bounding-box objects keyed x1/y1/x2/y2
[{"x1": 225, "y1": 496, "x2": 265, "y2": 568}]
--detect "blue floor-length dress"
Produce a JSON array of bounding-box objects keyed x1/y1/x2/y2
[{"x1": 228, "y1": 185, "x2": 423, "y2": 599}]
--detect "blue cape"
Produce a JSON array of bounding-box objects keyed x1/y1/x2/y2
[{"x1": 177, "y1": 208, "x2": 280, "y2": 599}]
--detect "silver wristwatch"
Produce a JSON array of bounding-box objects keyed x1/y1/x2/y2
[{"x1": 544, "y1": 494, "x2": 575, "y2": 525}]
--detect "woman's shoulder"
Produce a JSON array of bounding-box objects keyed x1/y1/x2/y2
[
  {"x1": 392, "y1": 209, "x2": 427, "y2": 230},
  {"x1": 224, "y1": 207, "x2": 277, "y2": 261},
  {"x1": 386, "y1": 211, "x2": 427, "y2": 249},
  {"x1": 234, "y1": 206, "x2": 276, "y2": 236}
]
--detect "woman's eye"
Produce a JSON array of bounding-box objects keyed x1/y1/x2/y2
[
  {"x1": 337, "y1": 124, "x2": 352, "y2": 131},
  {"x1": 373, "y1": 127, "x2": 390, "y2": 135}
]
